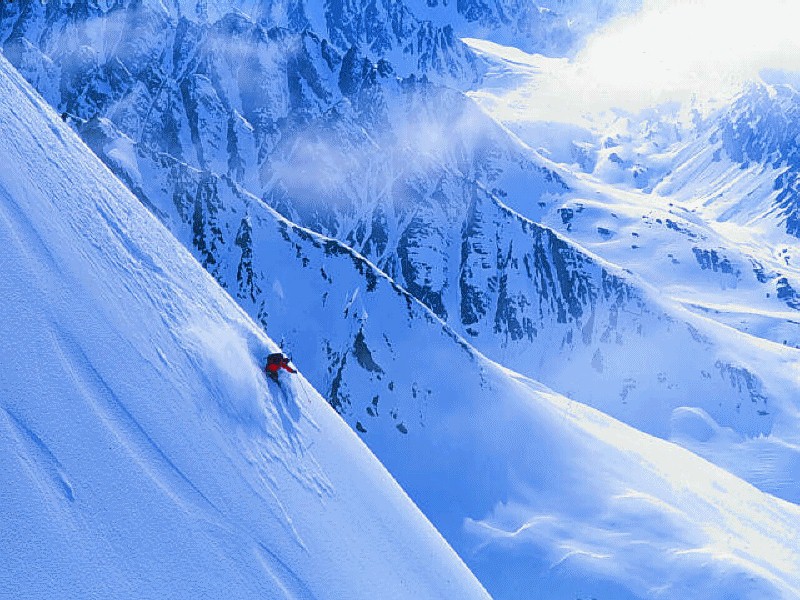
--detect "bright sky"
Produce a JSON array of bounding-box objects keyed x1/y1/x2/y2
[{"x1": 468, "y1": 0, "x2": 800, "y2": 125}]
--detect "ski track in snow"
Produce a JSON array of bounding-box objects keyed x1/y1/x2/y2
[
  {"x1": 0, "y1": 406, "x2": 76, "y2": 504},
  {"x1": 255, "y1": 542, "x2": 317, "y2": 600},
  {"x1": 52, "y1": 326, "x2": 227, "y2": 522}
]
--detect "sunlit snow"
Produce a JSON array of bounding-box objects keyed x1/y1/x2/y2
[{"x1": 468, "y1": 0, "x2": 800, "y2": 124}]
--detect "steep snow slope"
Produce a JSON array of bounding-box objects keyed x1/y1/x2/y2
[
  {"x1": 655, "y1": 82, "x2": 800, "y2": 234},
  {"x1": 0, "y1": 53, "x2": 490, "y2": 600}
]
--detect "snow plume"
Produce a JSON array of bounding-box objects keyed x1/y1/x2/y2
[
  {"x1": 266, "y1": 127, "x2": 367, "y2": 211},
  {"x1": 183, "y1": 321, "x2": 270, "y2": 429},
  {"x1": 201, "y1": 10, "x2": 306, "y2": 74}
]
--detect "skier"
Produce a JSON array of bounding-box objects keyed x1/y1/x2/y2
[{"x1": 265, "y1": 352, "x2": 296, "y2": 382}]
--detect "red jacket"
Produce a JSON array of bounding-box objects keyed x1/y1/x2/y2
[{"x1": 265, "y1": 357, "x2": 296, "y2": 374}]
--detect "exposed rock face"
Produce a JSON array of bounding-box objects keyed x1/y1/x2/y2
[{"x1": 713, "y1": 83, "x2": 800, "y2": 237}]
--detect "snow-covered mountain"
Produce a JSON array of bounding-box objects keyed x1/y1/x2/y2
[
  {"x1": 0, "y1": 52, "x2": 490, "y2": 600},
  {"x1": 8, "y1": 0, "x2": 800, "y2": 505},
  {"x1": 465, "y1": 38, "x2": 800, "y2": 342},
  {"x1": 4, "y1": 0, "x2": 793, "y2": 439},
  {"x1": 656, "y1": 81, "x2": 800, "y2": 238},
  {"x1": 462, "y1": 40, "x2": 800, "y2": 499},
  {"x1": 77, "y1": 72, "x2": 800, "y2": 475},
  {"x1": 6, "y1": 1, "x2": 800, "y2": 598},
  {"x1": 5, "y1": 46, "x2": 800, "y2": 600}
]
